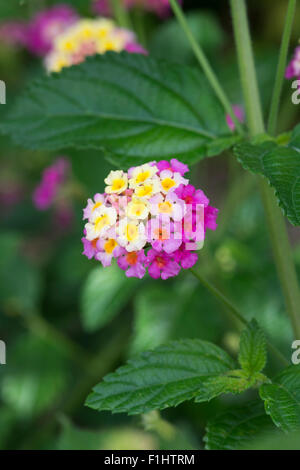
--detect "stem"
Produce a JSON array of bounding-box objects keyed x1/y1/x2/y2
[
  {"x1": 133, "y1": 7, "x2": 147, "y2": 47},
  {"x1": 168, "y1": 0, "x2": 244, "y2": 135},
  {"x1": 267, "y1": 0, "x2": 296, "y2": 136},
  {"x1": 111, "y1": 0, "x2": 131, "y2": 29},
  {"x1": 230, "y1": 0, "x2": 300, "y2": 339},
  {"x1": 190, "y1": 268, "x2": 289, "y2": 367}
]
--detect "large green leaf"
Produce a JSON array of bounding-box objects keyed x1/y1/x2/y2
[
  {"x1": 259, "y1": 365, "x2": 300, "y2": 432},
  {"x1": 204, "y1": 401, "x2": 275, "y2": 450},
  {"x1": 81, "y1": 264, "x2": 138, "y2": 332},
  {"x1": 85, "y1": 339, "x2": 236, "y2": 415},
  {"x1": 238, "y1": 319, "x2": 266, "y2": 376},
  {"x1": 234, "y1": 125, "x2": 300, "y2": 225},
  {"x1": 1, "y1": 52, "x2": 240, "y2": 168}
]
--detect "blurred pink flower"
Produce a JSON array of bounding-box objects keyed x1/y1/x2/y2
[
  {"x1": 0, "y1": 4, "x2": 78, "y2": 56},
  {"x1": 286, "y1": 45, "x2": 300, "y2": 82},
  {"x1": 33, "y1": 157, "x2": 69, "y2": 210},
  {"x1": 226, "y1": 105, "x2": 245, "y2": 132}
]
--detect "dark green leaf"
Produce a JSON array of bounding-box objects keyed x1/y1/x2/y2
[
  {"x1": 1, "y1": 52, "x2": 240, "y2": 168},
  {"x1": 238, "y1": 319, "x2": 266, "y2": 375},
  {"x1": 204, "y1": 401, "x2": 275, "y2": 450},
  {"x1": 86, "y1": 339, "x2": 236, "y2": 415},
  {"x1": 259, "y1": 365, "x2": 300, "y2": 432},
  {"x1": 234, "y1": 126, "x2": 300, "y2": 225}
]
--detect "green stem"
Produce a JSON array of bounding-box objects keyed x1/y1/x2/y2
[
  {"x1": 168, "y1": 0, "x2": 244, "y2": 135},
  {"x1": 111, "y1": 0, "x2": 131, "y2": 29},
  {"x1": 190, "y1": 268, "x2": 289, "y2": 367},
  {"x1": 230, "y1": 0, "x2": 300, "y2": 340},
  {"x1": 133, "y1": 7, "x2": 147, "y2": 47},
  {"x1": 267, "y1": 0, "x2": 296, "y2": 136}
]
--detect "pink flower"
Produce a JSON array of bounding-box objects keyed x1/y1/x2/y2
[
  {"x1": 83, "y1": 193, "x2": 105, "y2": 220},
  {"x1": 146, "y1": 218, "x2": 182, "y2": 254},
  {"x1": 226, "y1": 105, "x2": 245, "y2": 132},
  {"x1": 82, "y1": 237, "x2": 100, "y2": 260},
  {"x1": 175, "y1": 184, "x2": 209, "y2": 207},
  {"x1": 32, "y1": 157, "x2": 69, "y2": 210},
  {"x1": 286, "y1": 46, "x2": 300, "y2": 81},
  {"x1": 0, "y1": 5, "x2": 78, "y2": 56},
  {"x1": 174, "y1": 246, "x2": 198, "y2": 269},
  {"x1": 125, "y1": 42, "x2": 148, "y2": 55},
  {"x1": 145, "y1": 249, "x2": 181, "y2": 279},
  {"x1": 117, "y1": 249, "x2": 146, "y2": 278},
  {"x1": 157, "y1": 158, "x2": 189, "y2": 176},
  {"x1": 26, "y1": 5, "x2": 78, "y2": 56},
  {"x1": 204, "y1": 205, "x2": 219, "y2": 232}
]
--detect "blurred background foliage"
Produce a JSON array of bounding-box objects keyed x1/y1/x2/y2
[{"x1": 0, "y1": 0, "x2": 299, "y2": 450}]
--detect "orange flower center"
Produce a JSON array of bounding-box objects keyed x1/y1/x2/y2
[{"x1": 126, "y1": 252, "x2": 138, "y2": 266}]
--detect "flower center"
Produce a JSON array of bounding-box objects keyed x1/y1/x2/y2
[
  {"x1": 91, "y1": 238, "x2": 99, "y2": 249},
  {"x1": 158, "y1": 201, "x2": 172, "y2": 214},
  {"x1": 126, "y1": 223, "x2": 138, "y2": 242},
  {"x1": 104, "y1": 239, "x2": 117, "y2": 254},
  {"x1": 92, "y1": 201, "x2": 102, "y2": 211},
  {"x1": 135, "y1": 171, "x2": 150, "y2": 184},
  {"x1": 161, "y1": 178, "x2": 175, "y2": 192},
  {"x1": 94, "y1": 214, "x2": 109, "y2": 231},
  {"x1": 155, "y1": 256, "x2": 166, "y2": 268},
  {"x1": 112, "y1": 178, "x2": 126, "y2": 191},
  {"x1": 126, "y1": 252, "x2": 138, "y2": 265}
]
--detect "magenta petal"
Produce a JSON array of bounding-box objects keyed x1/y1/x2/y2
[
  {"x1": 181, "y1": 251, "x2": 198, "y2": 269},
  {"x1": 163, "y1": 239, "x2": 182, "y2": 254},
  {"x1": 148, "y1": 262, "x2": 161, "y2": 279}
]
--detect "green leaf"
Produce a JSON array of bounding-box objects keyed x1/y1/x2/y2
[
  {"x1": 204, "y1": 401, "x2": 275, "y2": 450},
  {"x1": 234, "y1": 125, "x2": 300, "y2": 225},
  {"x1": 81, "y1": 264, "x2": 138, "y2": 332},
  {"x1": 238, "y1": 319, "x2": 266, "y2": 376},
  {"x1": 85, "y1": 339, "x2": 236, "y2": 415},
  {"x1": 259, "y1": 365, "x2": 300, "y2": 432},
  {"x1": 195, "y1": 370, "x2": 259, "y2": 403},
  {"x1": 1, "y1": 52, "x2": 240, "y2": 168}
]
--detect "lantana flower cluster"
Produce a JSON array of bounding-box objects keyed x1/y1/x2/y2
[
  {"x1": 82, "y1": 160, "x2": 218, "y2": 280},
  {"x1": 45, "y1": 17, "x2": 146, "y2": 72}
]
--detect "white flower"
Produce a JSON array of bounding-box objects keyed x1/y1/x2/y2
[
  {"x1": 85, "y1": 206, "x2": 117, "y2": 240},
  {"x1": 129, "y1": 164, "x2": 158, "y2": 189},
  {"x1": 126, "y1": 198, "x2": 150, "y2": 220},
  {"x1": 117, "y1": 218, "x2": 146, "y2": 252},
  {"x1": 105, "y1": 170, "x2": 128, "y2": 194},
  {"x1": 133, "y1": 177, "x2": 160, "y2": 199}
]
